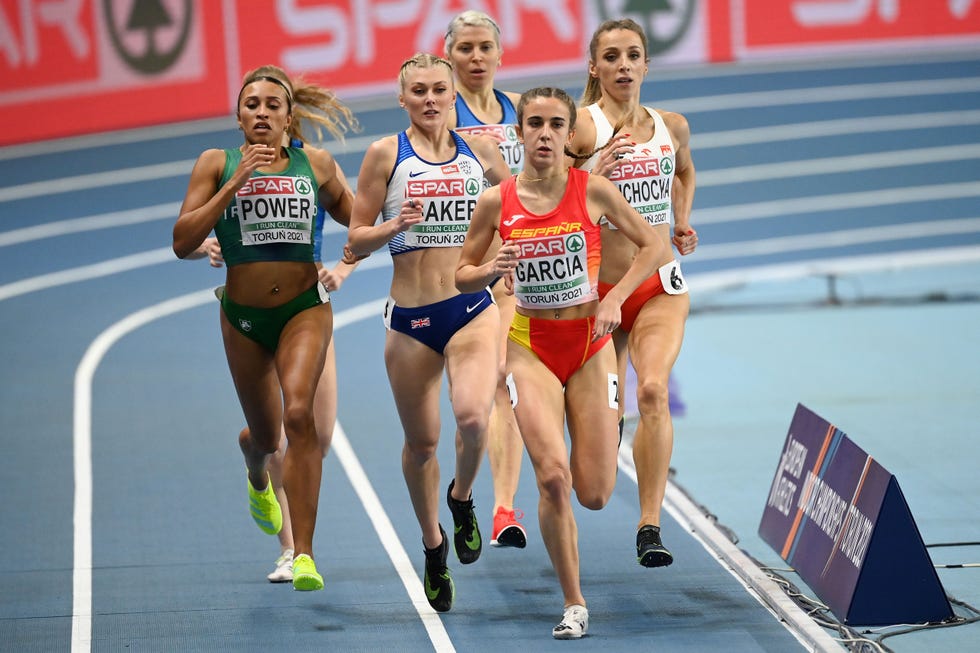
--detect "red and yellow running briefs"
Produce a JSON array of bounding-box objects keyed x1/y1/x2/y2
[{"x1": 509, "y1": 313, "x2": 611, "y2": 386}]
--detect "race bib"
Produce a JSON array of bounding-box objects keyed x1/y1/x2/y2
[
  {"x1": 236, "y1": 175, "x2": 316, "y2": 246},
  {"x1": 513, "y1": 232, "x2": 594, "y2": 309},
  {"x1": 404, "y1": 177, "x2": 481, "y2": 248},
  {"x1": 658, "y1": 259, "x2": 688, "y2": 295}
]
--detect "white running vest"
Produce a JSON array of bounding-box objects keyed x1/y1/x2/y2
[
  {"x1": 385, "y1": 130, "x2": 489, "y2": 255},
  {"x1": 582, "y1": 104, "x2": 675, "y2": 230}
]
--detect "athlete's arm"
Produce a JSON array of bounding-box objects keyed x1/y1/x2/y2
[
  {"x1": 456, "y1": 186, "x2": 510, "y2": 292},
  {"x1": 345, "y1": 138, "x2": 414, "y2": 258},
  {"x1": 663, "y1": 110, "x2": 698, "y2": 255},
  {"x1": 308, "y1": 146, "x2": 355, "y2": 228},
  {"x1": 174, "y1": 145, "x2": 268, "y2": 258},
  {"x1": 588, "y1": 174, "x2": 664, "y2": 331}
]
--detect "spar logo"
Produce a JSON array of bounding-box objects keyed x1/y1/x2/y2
[
  {"x1": 516, "y1": 233, "x2": 585, "y2": 257},
  {"x1": 240, "y1": 177, "x2": 299, "y2": 195},
  {"x1": 295, "y1": 177, "x2": 313, "y2": 196},
  {"x1": 611, "y1": 158, "x2": 661, "y2": 180},
  {"x1": 407, "y1": 179, "x2": 465, "y2": 197},
  {"x1": 103, "y1": 0, "x2": 194, "y2": 74},
  {"x1": 595, "y1": 0, "x2": 695, "y2": 56},
  {"x1": 660, "y1": 157, "x2": 674, "y2": 175},
  {"x1": 457, "y1": 124, "x2": 519, "y2": 143}
]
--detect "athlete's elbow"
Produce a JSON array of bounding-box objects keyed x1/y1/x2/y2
[
  {"x1": 454, "y1": 268, "x2": 480, "y2": 294},
  {"x1": 172, "y1": 238, "x2": 193, "y2": 260}
]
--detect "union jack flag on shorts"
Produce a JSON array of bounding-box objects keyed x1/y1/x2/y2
[{"x1": 411, "y1": 317, "x2": 431, "y2": 329}]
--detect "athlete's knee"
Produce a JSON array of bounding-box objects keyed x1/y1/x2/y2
[
  {"x1": 635, "y1": 375, "x2": 670, "y2": 416},
  {"x1": 281, "y1": 405, "x2": 315, "y2": 446},
  {"x1": 574, "y1": 478, "x2": 613, "y2": 511},
  {"x1": 403, "y1": 437, "x2": 438, "y2": 466},
  {"x1": 454, "y1": 406, "x2": 490, "y2": 441},
  {"x1": 536, "y1": 463, "x2": 573, "y2": 504}
]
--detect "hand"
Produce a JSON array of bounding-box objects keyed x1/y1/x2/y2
[
  {"x1": 234, "y1": 143, "x2": 276, "y2": 183},
  {"x1": 672, "y1": 226, "x2": 698, "y2": 256},
  {"x1": 592, "y1": 300, "x2": 622, "y2": 342},
  {"x1": 395, "y1": 198, "x2": 425, "y2": 232},
  {"x1": 203, "y1": 237, "x2": 224, "y2": 267},
  {"x1": 594, "y1": 133, "x2": 634, "y2": 177},
  {"x1": 319, "y1": 265, "x2": 348, "y2": 292},
  {"x1": 493, "y1": 240, "x2": 520, "y2": 278},
  {"x1": 341, "y1": 243, "x2": 369, "y2": 265}
]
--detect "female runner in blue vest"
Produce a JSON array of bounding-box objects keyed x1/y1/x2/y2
[
  {"x1": 445, "y1": 9, "x2": 529, "y2": 549},
  {"x1": 345, "y1": 53, "x2": 510, "y2": 613},
  {"x1": 174, "y1": 65, "x2": 356, "y2": 591}
]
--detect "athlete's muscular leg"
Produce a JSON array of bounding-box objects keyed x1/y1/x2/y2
[
  {"x1": 629, "y1": 293, "x2": 688, "y2": 529},
  {"x1": 508, "y1": 342, "x2": 585, "y2": 608},
  {"x1": 386, "y1": 331, "x2": 447, "y2": 550},
  {"x1": 566, "y1": 341, "x2": 620, "y2": 510},
  {"x1": 221, "y1": 313, "x2": 281, "y2": 490},
  {"x1": 444, "y1": 306, "x2": 498, "y2": 501},
  {"x1": 269, "y1": 337, "x2": 338, "y2": 553},
  {"x1": 487, "y1": 287, "x2": 523, "y2": 512},
  {"x1": 275, "y1": 303, "x2": 331, "y2": 557}
]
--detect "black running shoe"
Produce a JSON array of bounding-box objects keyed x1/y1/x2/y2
[
  {"x1": 446, "y1": 479, "x2": 482, "y2": 564},
  {"x1": 423, "y1": 525, "x2": 454, "y2": 612},
  {"x1": 637, "y1": 524, "x2": 673, "y2": 568}
]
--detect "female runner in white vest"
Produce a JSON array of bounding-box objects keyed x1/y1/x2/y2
[
  {"x1": 345, "y1": 53, "x2": 510, "y2": 613},
  {"x1": 567, "y1": 18, "x2": 699, "y2": 569}
]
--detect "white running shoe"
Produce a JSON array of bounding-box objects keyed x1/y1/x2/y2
[
  {"x1": 267, "y1": 548, "x2": 294, "y2": 583},
  {"x1": 552, "y1": 604, "x2": 589, "y2": 639}
]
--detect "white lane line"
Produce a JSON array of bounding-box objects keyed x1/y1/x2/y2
[
  {"x1": 694, "y1": 181, "x2": 980, "y2": 225},
  {"x1": 617, "y1": 442, "x2": 842, "y2": 652},
  {"x1": 70, "y1": 287, "x2": 451, "y2": 653},
  {"x1": 690, "y1": 245, "x2": 980, "y2": 292},
  {"x1": 0, "y1": 248, "x2": 176, "y2": 302},
  {"x1": 0, "y1": 203, "x2": 180, "y2": 247},
  {"x1": 669, "y1": 76, "x2": 980, "y2": 113},
  {"x1": 328, "y1": 377, "x2": 456, "y2": 650},
  {"x1": 72, "y1": 289, "x2": 217, "y2": 653},
  {"x1": 0, "y1": 249, "x2": 392, "y2": 301},
  {"x1": 693, "y1": 110, "x2": 980, "y2": 149},
  {"x1": 693, "y1": 218, "x2": 980, "y2": 262},
  {"x1": 3, "y1": 75, "x2": 979, "y2": 202},
  {"x1": 0, "y1": 161, "x2": 196, "y2": 203},
  {"x1": 698, "y1": 143, "x2": 980, "y2": 186}
]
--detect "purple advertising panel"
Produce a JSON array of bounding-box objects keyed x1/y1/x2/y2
[{"x1": 759, "y1": 404, "x2": 951, "y2": 625}]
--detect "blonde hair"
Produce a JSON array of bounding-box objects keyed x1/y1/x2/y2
[
  {"x1": 444, "y1": 10, "x2": 502, "y2": 57},
  {"x1": 581, "y1": 19, "x2": 649, "y2": 106},
  {"x1": 239, "y1": 65, "x2": 360, "y2": 143},
  {"x1": 398, "y1": 53, "x2": 454, "y2": 90}
]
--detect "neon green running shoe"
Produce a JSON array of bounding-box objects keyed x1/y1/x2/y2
[
  {"x1": 247, "y1": 473, "x2": 282, "y2": 535},
  {"x1": 446, "y1": 479, "x2": 481, "y2": 564},
  {"x1": 423, "y1": 525, "x2": 454, "y2": 612},
  {"x1": 292, "y1": 553, "x2": 324, "y2": 591}
]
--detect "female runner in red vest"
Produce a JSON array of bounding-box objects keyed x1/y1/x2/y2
[{"x1": 456, "y1": 87, "x2": 671, "y2": 639}]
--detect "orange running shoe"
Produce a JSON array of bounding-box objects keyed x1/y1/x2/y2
[{"x1": 490, "y1": 506, "x2": 527, "y2": 548}]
